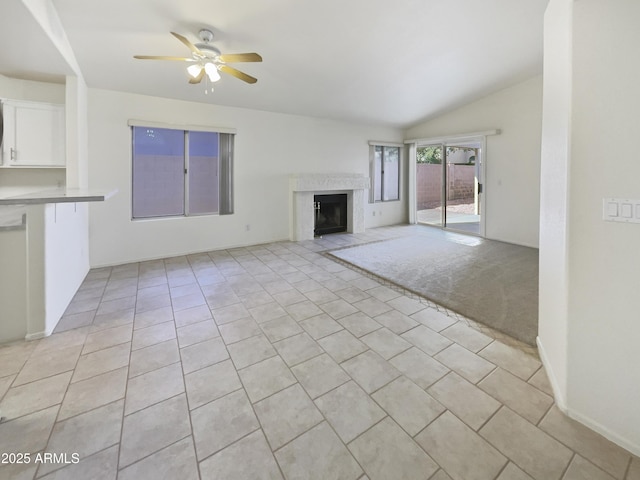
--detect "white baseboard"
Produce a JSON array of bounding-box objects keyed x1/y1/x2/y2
[
  {"x1": 90, "y1": 237, "x2": 291, "y2": 269},
  {"x1": 564, "y1": 407, "x2": 640, "y2": 457},
  {"x1": 25, "y1": 328, "x2": 52, "y2": 341},
  {"x1": 536, "y1": 335, "x2": 567, "y2": 412},
  {"x1": 537, "y1": 336, "x2": 640, "y2": 457}
]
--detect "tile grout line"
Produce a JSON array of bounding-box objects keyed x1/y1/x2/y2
[
  {"x1": 623, "y1": 456, "x2": 633, "y2": 480},
  {"x1": 476, "y1": 404, "x2": 574, "y2": 479},
  {"x1": 199, "y1": 243, "x2": 409, "y2": 476},
  {"x1": 118, "y1": 434, "x2": 192, "y2": 478},
  {"x1": 561, "y1": 453, "x2": 578, "y2": 480},
  {"x1": 265, "y1": 287, "x2": 447, "y2": 475},
  {"x1": 166, "y1": 236, "x2": 636, "y2": 472},
  {"x1": 367, "y1": 374, "x2": 446, "y2": 440},
  {"x1": 196, "y1": 247, "x2": 289, "y2": 479},
  {"x1": 325, "y1": 248, "x2": 539, "y2": 356},
  {"x1": 175, "y1": 256, "x2": 204, "y2": 480},
  {"x1": 534, "y1": 404, "x2": 632, "y2": 480},
  {"x1": 114, "y1": 262, "x2": 142, "y2": 478},
  {"x1": 5, "y1": 229, "x2": 635, "y2": 480},
  {"x1": 412, "y1": 407, "x2": 449, "y2": 440},
  {"x1": 490, "y1": 460, "x2": 510, "y2": 480},
  {"x1": 33, "y1": 265, "x2": 117, "y2": 479}
]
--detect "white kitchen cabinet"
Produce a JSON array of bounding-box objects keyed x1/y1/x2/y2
[{"x1": 1, "y1": 99, "x2": 65, "y2": 168}]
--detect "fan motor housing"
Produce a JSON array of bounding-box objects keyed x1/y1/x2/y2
[
  {"x1": 195, "y1": 29, "x2": 220, "y2": 59},
  {"x1": 195, "y1": 43, "x2": 221, "y2": 59}
]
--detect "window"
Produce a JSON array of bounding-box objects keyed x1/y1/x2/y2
[
  {"x1": 370, "y1": 144, "x2": 400, "y2": 202},
  {"x1": 131, "y1": 126, "x2": 234, "y2": 219}
]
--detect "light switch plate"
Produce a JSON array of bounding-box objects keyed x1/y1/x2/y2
[{"x1": 603, "y1": 198, "x2": 640, "y2": 224}]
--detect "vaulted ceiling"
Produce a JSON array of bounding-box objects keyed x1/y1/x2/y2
[{"x1": 2, "y1": 0, "x2": 549, "y2": 127}]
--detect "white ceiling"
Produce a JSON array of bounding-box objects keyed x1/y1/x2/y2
[
  {"x1": 0, "y1": 1, "x2": 74, "y2": 83},
  {"x1": 3, "y1": 0, "x2": 549, "y2": 128}
]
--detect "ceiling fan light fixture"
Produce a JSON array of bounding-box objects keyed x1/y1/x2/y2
[
  {"x1": 187, "y1": 64, "x2": 202, "y2": 78},
  {"x1": 134, "y1": 31, "x2": 261, "y2": 88},
  {"x1": 204, "y1": 62, "x2": 221, "y2": 82}
]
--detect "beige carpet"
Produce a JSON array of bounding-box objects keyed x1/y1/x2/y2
[{"x1": 328, "y1": 226, "x2": 539, "y2": 345}]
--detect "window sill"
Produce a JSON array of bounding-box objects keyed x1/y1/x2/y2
[{"x1": 131, "y1": 212, "x2": 221, "y2": 222}]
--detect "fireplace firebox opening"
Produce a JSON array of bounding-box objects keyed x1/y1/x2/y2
[{"x1": 314, "y1": 194, "x2": 348, "y2": 236}]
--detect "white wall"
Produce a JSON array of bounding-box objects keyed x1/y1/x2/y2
[
  {"x1": 66, "y1": 76, "x2": 89, "y2": 188},
  {"x1": 568, "y1": 0, "x2": 640, "y2": 454},
  {"x1": 540, "y1": 0, "x2": 640, "y2": 456},
  {"x1": 40, "y1": 75, "x2": 91, "y2": 335},
  {"x1": 0, "y1": 168, "x2": 65, "y2": 198},
  {"x1": 405, "y1": 76, "x2": 543, "y2": 248},
  {"x1": 0, "y1": 74, "x2": 65, "y2": 103},
  {"x1": 537, "y1": 0, "x2": 572, "y2": 410},
  {"x1": 44, "y1": 202, "x2": 89, "y2": 334},
  {"x1": 87, "y1": 89, "x2": 404, "y2": 267}
]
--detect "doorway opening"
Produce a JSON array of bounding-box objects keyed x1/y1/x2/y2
[{"x1": 415, "y1": 140, "x2": 483, "y2": 235}]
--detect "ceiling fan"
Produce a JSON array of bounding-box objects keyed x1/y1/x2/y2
[{"x1": 134, "y1": 29, "x2": 262, "y2": 86}]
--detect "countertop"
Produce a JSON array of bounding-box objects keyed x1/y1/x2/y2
[{"x1": 0, "y1": 187, "x2": 118, "y2": 206}]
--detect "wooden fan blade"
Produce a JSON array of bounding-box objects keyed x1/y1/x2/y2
[
  {"x1": 189, "y1": 69, "x2": 205, "y2": 84},
  {"x1": 171, "y1": 31, "x2": 203, "y2": 56},
  {"x1": 134, "y1": 55, "x2": 194, "y2": 61},
  {"x1": 219, "y1": 65, "x2": 258, "y2": 84},
  {"x1": 218, "y1": 53, "x2": 262, "y2": 63}
]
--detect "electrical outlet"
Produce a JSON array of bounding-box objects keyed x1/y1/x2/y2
[
  {"x1": 245, "y1": 224, "x2": 250, "y2": 231},
  {"x1": 372, "y1": 211, "x2": 376, "y2": 216}
]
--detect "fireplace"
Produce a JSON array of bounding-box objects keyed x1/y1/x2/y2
[
  {"x1": 289, "y1": 173, "x2": 370, "y2": 241},
  {"x1": 314, "y1": 194, "x2": 347, "y2": 236}
]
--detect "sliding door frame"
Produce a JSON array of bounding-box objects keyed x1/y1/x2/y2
[{"x1": 406, "y1": 129, "x2": 498, "y2": 237}]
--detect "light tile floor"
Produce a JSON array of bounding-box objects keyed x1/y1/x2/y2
[{"x1": 1, "y1": 226, "x2": 639, "y2": 480}]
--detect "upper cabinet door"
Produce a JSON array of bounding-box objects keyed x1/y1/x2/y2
[{"x1": 1, "y1": 100, "x2": 65, "y2": 167}]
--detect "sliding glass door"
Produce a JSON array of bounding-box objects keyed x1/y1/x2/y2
[
  {"x1": 416, "y1": 141, "x2": 483, "y2": 235},
  {"x1": 415, "y1": 144, "x2": 445, "y2": 227}
]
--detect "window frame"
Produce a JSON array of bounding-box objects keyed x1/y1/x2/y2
[
  {"x1": 369, "y1": 142, "x2": 402, "y2": 203},
  {"x1": 129, "y1": 121, "x2": 235, "y2": 220}
]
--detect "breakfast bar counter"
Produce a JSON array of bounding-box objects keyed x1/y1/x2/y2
[{"x1": 0, "y1": 187, "x2": 117, "y2": 344}]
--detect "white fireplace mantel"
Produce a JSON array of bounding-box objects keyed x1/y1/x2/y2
[{"x1": 289, "y1": 173, "x2": 370, "y2": 241}]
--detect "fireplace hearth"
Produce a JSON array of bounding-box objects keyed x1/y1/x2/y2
[{"x1": 314, "y1": 194, "x2": 347, "y2": 236}]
